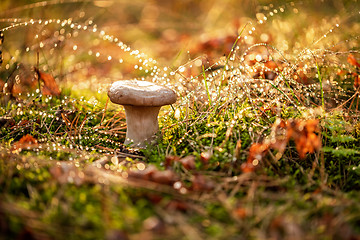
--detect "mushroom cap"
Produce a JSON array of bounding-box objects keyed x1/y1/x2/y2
[{"x1": 108, "y1": 80, "x2": 177, "y2": 107}]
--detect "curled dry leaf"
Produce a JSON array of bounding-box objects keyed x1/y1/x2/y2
[
  {"x1": 165, "y1": 155, "x2": 197, "y2": 170},
  {"x1": 241, "y1": 143, "x2": 269, "y2": 173},
  {"x1": 12, "y1": 134, "x2": 38, "y2": 153},
  {"x1": 38, "y1": 71, "x2": 61, "y2": 96}
]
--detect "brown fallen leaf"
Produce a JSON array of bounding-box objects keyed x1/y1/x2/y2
[
  {"x1": 12, "y1": 134, "x2": 38, "y2": 153},
  {"x1": 247, "y1": 143, "x2": 269, "y2": 163},
  {"x1": 347, "y1": 54, "x2": 360, "y2": 68},
  {"x1": 35, "y1": 68, "x2": 61, "y2": 96},
  {"x1": 287, "y1": 119, "x2": 321, "y2": 159}
]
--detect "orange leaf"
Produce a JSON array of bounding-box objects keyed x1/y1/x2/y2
[
  {"x1": 287, "y1": 119, "x2": 321, "y2": 159},
  {"x1": 38, "y1": 71, "x2": 61, "y2": 96},
  {"x1": 234, "y1": 207, "x2": 247, "y2": 219},
  {"x1": 12, "y1": 134, "x2": 38, "y2": 152},
  {"x1": 347, "y1": 54, "x2": 360, "y2": 68},
  {"x1": 241, "y1": 162, "x2": 255, "y2": 173},
  {"x1": 247, "y1": 143, "x2": 269, "y2": 163}
]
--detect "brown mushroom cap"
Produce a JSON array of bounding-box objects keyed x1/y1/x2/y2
[{"x1": 108, "y1": 80, "x2": 177, "y2": 107}]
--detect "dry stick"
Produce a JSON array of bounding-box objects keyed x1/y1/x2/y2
[
  {"x1": 78, "y1": 114, "x2": 87, "y2": 134},
  {"x1": 100, "y1": 97, "x2": 109, "y2": 126},
  {"x1": 333, "y1": 91, "x2": 359, "y2": 110},
  {"x1": 60, "y1": 112, "x2": 73, "y2": 134},
  {"x1": 104, "y1": 111, "x2": 125, "y2": 129}
]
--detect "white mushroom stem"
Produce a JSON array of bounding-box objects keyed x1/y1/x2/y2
[{"x1": 123, "y1": 105, "x2": 161, "y2": 148}]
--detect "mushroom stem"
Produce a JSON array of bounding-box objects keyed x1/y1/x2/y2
[{"x1": 123, "y1": 105, "x2": 161, "y2": 148}]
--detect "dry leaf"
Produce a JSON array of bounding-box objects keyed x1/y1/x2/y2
[
  {"x1": 287, "y1": 119, "x2": 321, "y2": 159},
  {"x1": 234, "y1": 207, "x2": 247, "y2": 219},
  {"x1": 247, "y1": 143, "x2": 269, "y2": 163},
  {"x1": 347, "y1": 54, "x2": 360, "y2": 68},
  {"x1": 38, "y1": 71, "x2": 61, "y2": 96},
  {"x1": 12, "y1": 134, "x2": 38, "y2": 152}
]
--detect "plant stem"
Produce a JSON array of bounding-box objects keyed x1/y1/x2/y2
[{"x1": 202, "y1": 65, "x2": 212, "y2": 107}]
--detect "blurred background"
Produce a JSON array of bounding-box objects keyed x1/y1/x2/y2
[{"x1": 0, "y1": 0, "x2": 359, "y2": 98}]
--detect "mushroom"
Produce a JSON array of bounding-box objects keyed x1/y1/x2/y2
[{"x1": 108, "y1": 80, "x2": 177, "y2": 148}]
